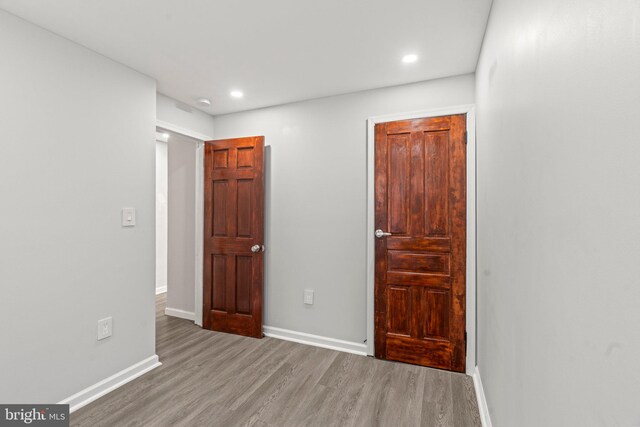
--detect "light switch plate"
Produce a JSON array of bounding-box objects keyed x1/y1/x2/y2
[
  {"x1": 122, "y1": 208, "x2": 136, "y2": 227},
  {"x1": 97, "y1": 317, "x2": 112, "y2": 340},
  {"x1": 304, "y1": 289, "x2": 314, "y2": 305}
]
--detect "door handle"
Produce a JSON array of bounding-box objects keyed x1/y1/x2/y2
[
  {"x1": 251, "y1": 244, "x2": 265, "y2": 253},
  {"x1": 375, "y1": 229, "x2": 392, "y2": 238}
]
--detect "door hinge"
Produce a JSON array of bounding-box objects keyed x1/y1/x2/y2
[
  {"x1": 464, "y1": 331, "x2": 467, "y2": 347},
  {"x1": 464, "y1": 131, "x2": 468, "y2": 144}
]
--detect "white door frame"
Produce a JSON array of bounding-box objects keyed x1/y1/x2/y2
[
  {"x1": 156, "y1": 120, "x2": 210, "y2": 327},
  {"x1": 154, "y1": 134, "x2": 169, "y2": 295},
  {"x1": 366, "y1": 104, "x2": 477, "y2": 375}
]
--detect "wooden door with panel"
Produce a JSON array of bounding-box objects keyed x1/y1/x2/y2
[
  {"x1": 374, "y1": 115, "x2": 467, "y2": 372},
  {"x1": 203, "y1": 136, "x2": 265, "y2": 338}
]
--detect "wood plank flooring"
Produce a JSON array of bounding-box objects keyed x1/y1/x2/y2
[{"x1": 71, "y1": 294, "x2": 481, "y2": 427}]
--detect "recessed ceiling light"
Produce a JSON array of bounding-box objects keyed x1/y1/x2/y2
[
  {"x1": 197, "y1": 98, "x2": 211, "y2": 107},
  {"x1": 162, "y1": 133, "x2": 170, "y2": 139},
  {"x1": 402, "y1": 54, "x2": 418, "y2": 63},
  {"x1": 230, "y1": 90, "x2": 244, "y2": 99}
]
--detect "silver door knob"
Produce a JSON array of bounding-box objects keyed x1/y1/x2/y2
[
  {"x1": 251, "y1": 245, "x2": 264, "y2": 253},
  {"x1": 375, "y1": 229, "x2": 392, "y2": 238}
]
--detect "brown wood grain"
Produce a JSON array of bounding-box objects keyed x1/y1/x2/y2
[
  {"x1": 203, "y1": 136, "x2": 265, "y2": 338},
  {"x1": 374, "y1": 115, "x2": 467, "y2": 372},
  {"x1": 387, "y1": 251, "x2": 450, "y2": 274},
  {"x1": 374, "y1": 123, "x2": 389, "y2": 359}
]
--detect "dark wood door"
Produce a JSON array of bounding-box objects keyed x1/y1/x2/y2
[
  {"x1": 203, "y1": 136, "x2": 264, "y2": 338},
  {"x1": 374, "y1": 114, "x2": 466, "y2": 372}
]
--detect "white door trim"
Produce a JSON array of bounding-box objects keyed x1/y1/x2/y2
[
  {"x1": 156, "y1": 119, "x2": 213, "y2": 142},
  {"x1": 194, "y1": 141, "x2": 204, "y2": 326},
  {"x1": 156, "y1": 120, "x2": 210, "y2": 327},
  {"x1": 366, "y1": 104, "x2": 477, "y2": 375}
]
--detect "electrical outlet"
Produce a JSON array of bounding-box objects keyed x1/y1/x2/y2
[
  {"x1": 303, "y1": 289, "x2": 314, "y2": 305},
  {"x1": 97, "y1": 317, "x2": 112, "y2": 340}
]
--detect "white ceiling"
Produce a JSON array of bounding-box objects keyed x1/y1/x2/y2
[{"x1": 0, "y1": 0, "x2": 492, "y2": 115}]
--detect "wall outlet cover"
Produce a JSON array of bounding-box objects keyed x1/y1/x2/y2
[
  {"x1": 304, "y1": 289, "x2": 314, "y2": 305},
  {"x1": 97, "y1": 317, "x2": 113, "y2": 340}
]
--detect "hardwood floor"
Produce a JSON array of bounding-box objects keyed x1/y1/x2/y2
[{"x1": 71, "y1": 294, "x2": 481, "y2": 426}]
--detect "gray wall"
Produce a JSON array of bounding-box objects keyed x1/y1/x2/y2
[
  {"x1": 167, "y1": 133, "x2": 198, "y2": 314},
  {"x1": 475, "y1": 0, "x2": 640, "y2": 425},
  {"x1": 157, "y1": 93, "x2": 214, "y2": 139},
  {"x1": 213, "y1": 75, "x2": 475, "y2": 344},
  {"x1": 0, "y1": 10, "x2": 156, "y2": 402}
]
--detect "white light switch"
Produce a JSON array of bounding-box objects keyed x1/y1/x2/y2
[
  {"x1": 122, "y1": 208, "x2": 136, "y2": 227},
  {"x1": 97, "y1": 317, "x2": 112, "y2": 340},
  {"x1": 304, "y1": 289, "x2": 314, "y2": 305}
]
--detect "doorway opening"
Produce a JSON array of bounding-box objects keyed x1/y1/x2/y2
[{"x1": 155, "y1": 126, "x2": 207, "y2": 326}]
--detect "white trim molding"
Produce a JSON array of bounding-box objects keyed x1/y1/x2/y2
[
  {"x1": 473, "y1": 366, "x2": 493, "y2": 427},
  {"x1": 155, "y1": 131, "x2": 169, "y2": 143},
  {"x1": 165, "y1": 307, "x2": 196, "y2": 321},
  {"x1": 263, "y1": 326, "x2": 368, "y2": 356},
  {"x1": 156, "y1": 119, "x2": 213, "y2": 142},
  {"x1": 366, "y1": 104, "x2": 477, "y2": 374},
  {"x1": 155, "y1": 285, "x2": 167, "y2": 295},
  {"x1": 194, "y1": 141, "x2": 204, "y2": 327},
  {"x1": 59, "y1": 355, "x2": 161, "y2": 413}
]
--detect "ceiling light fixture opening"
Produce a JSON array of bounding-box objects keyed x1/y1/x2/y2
[
  {"x1": 402, "y1": 54, "x2": 418, "y2": 63},
  {"x1": 230, "y1": 90, "x2": 244, "y2": 99}
]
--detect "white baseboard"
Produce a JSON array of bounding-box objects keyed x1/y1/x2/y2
[
  {"x1": 263, "y1": 326, "x2": 367, "y2": 356},
  {"x1": 165, "y1": 307, "x2": 195, "y2": 321},
  {"x1": 472, "y1": 366, "x2": 493, "y2": 427},
  {"x1": 59, "y1": 355, "x2": 161, "y2": 413},
  {"x1": 156, "y1": 285, "x2": 167, "y2": 295}
]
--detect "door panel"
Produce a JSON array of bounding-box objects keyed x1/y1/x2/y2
[
  {"x1": 237, "y1": 180, "x2": 253, "y2": 237},
  {"x1": 387, "y1": 252, "x2": 450, "y2": 274},
  {"x1": 424, "y1": 131, "x2": 450, "y2": 235},
  {"x1": 212, "y1": 181, "x2": 228, "y2": 235},
  {"x1": 387, "y1": 286, "x2": 411, "y2": 336},
  {"x1": 211, "y1": 255, "x2": 226, "y2": 311},
  {"x1": 237, "y1": 147, "x2": 254, "y2": 168},
  {"x1": 374, "y1": 114, "x2": 466, "y2": 372},
  {"x1": 203, "y1": 136, "x2": 264, "y2": 338},
  {"x1": 424, "y1": 289, "x2": 450, "y2": 339},
  {"x1": 388, "y1": 134, "x2": 410, "y2": 235},
  {"x1": 235, "y1": 255, "x2": 253, "y2": 315}
]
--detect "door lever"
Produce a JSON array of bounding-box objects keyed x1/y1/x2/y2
[{"x1": 375, "y1": 229, "x2": 392, "y2": 238}]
